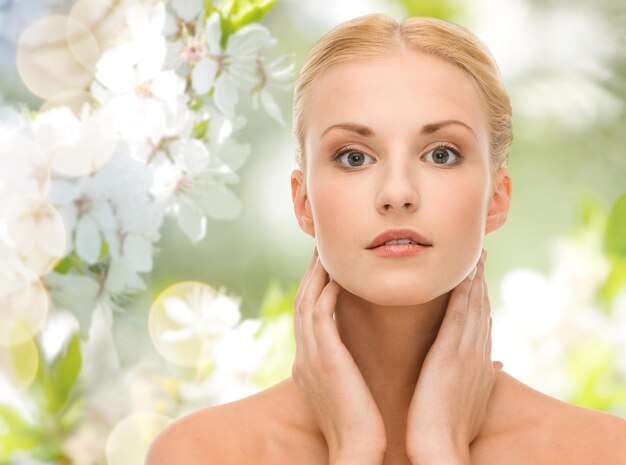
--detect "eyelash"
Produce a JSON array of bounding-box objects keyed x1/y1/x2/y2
[{"x1": 330, "y1": 143, "x2": 464, "y2": 170}]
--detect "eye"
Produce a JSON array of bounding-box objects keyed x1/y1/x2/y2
[
  {"x1": 423, "y1": 144, "x2": 463, "y2": 167},
  {"x1": 330, "y1": 145, "x2": 375, "y2": 169}
]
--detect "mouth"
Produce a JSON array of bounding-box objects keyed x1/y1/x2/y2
[
  {"x1": 367, "y1": 242, "x2": 432, "y2": 257},
  {"x1": 366, "y1": 228, "x2": 433, "y2": 249}
]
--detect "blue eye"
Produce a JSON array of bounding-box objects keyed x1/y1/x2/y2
[
  {"x1": 330, "y1": 143, "x2": 464, "y2": 170},
  {"x1": 330, "y1": 146, "x2": 374, "y2": 169},
  {"x1": 424, "y1": 144, "x2": 462, "y2": 166}
]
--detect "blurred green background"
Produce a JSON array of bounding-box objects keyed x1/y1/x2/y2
[{"x1": 1, "y1": 0, "x2": 626, "y2": 463}]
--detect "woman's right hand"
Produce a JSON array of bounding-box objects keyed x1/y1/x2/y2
[{"x1": 292, "y1": 246, "x2": 388, "y2": 464}]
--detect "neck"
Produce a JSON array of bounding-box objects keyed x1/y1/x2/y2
[{"x1": 334, "y1": 288, "x2": 450, "y2": 419}]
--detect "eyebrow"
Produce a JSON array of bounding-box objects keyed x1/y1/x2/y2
[{"x1": 320, "y1": 119, "x2": 477, "y2": 141}]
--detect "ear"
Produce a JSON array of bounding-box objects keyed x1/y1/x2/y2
[
  {"x1": 291, "y1": 169, "x2": 315, "y2": 238},
  {"x1": 485, "y1": 166, "x2": 512, "y2": 235}
]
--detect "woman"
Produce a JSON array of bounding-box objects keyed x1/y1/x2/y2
[{"x1": 147, "y1": 14, "x2": 626, "y2": 465}]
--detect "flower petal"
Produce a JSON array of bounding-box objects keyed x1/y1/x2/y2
[
  {"x1": 192, "y1": 182, "x2": 241, "y2": 220},
  {"x1": 191, "y1": 58, "x2": 218, "y2": 95},
  {"x1": 204, "y1": 12, "x2": 222, "y2": 55},
  {"x1": 171, "y1": 0, "x2": 203, "y2": 21},
  {"x1": 177, "y1": 200, "x2": 206, "y2": 243},
  {"x1": 260, "y1": 88, "x2": 285, "y2": 126},
  {"x1": 226, "y1": 23, "x2": 270, "y2": 57},
  {"x1": 75, "y1": 217, "x2": 101, "y2": 264},
  {"x1": 163, "y1": 296, "x2": 196, "y2": 325},
  {"x1": 213, "y1": 73, "x2": 238, "y2": 118}
]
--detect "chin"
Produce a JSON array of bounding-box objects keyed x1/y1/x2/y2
[{"x1": 342, "y1": 281, "x2": 440, "y2": 307}]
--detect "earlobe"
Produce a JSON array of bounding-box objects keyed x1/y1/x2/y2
[
  {"x1": 485, "y1": 167, "x2": 512, "y2": 234},
  {"x1": 291, "y1": 169, "x2": 315, "y2": 238}
]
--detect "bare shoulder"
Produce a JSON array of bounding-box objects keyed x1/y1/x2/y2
[
  {"x1": 144, "y1": 396, "x2": 262, "y2": 465},
  {"x1": 474, "y1": 372, "x2": 626, "y2": 465},
  {"x1": 144, "y1": 378, "x2": 327, "y2": 465},
  {"x1": 546, "y1": 399, "x2": 626, "y2": 464}
]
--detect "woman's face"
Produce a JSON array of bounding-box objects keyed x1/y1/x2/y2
[{"x1": 292, "y1": 49, "x2": 510, "y2": 305}]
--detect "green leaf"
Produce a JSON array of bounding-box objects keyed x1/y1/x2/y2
[
  {"x1": 600, "y1": 193, "x2": 626, "y2": 301},
  {"x1": 604, "y1": 193, "x2": 626, "y2": 259},
  {"x1": 390, "y1": 0, "x2": 464, "y2": 20},
  {"x1": 0, "y1": 405, "x2": 40, "y2": 460},
  {"x1": 599, "y1": 255, "x2": 626, "y2": 303},
  {"x1": 575, "y1": 191, "x2": 607, "y2": 233},
  {"x1": 99, "y1": 240, "x2": 109, "y2": 261},
  {"x1": 188, "y1": 98, "x2": 204, "y2": 111},
  {"x1": 215, "y1": 0, "x2": 276, "y2": 47},
  {"x1": 192, "y1": 118, "x2": 209, "y2": 139},
  {"x1": 45, "y1": 333, "x2": 82, "y2": 414},
  {"x1": 258, "y1": 278, "x2": 298, "y2": 320},
  {"x1": 229, "y1": 0, "x2": 276, "y2": 30},
  {"x1": 565, "y1": 337, "x2": 617, "y2": 411},
  {"x1": 251, "y1": 313, "x2": 295, "y2": 387},
  {"x1": 53, "y1": 251, "x2": 84, "y2": 274}
]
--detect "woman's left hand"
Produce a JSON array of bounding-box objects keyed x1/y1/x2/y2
[{"x1": 405, "y1": 249, "x2": 503, "y2": 464}]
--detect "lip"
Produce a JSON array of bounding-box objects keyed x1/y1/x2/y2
[
  {"x1": 368, "y1": 243, "x2": 431, "y2": 257},
  {"x1": 366, "y1": 228, "x2": 432, "y2": 249}
]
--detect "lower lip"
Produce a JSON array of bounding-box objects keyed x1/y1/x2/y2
[{"x1": 367, "y1": 244, "x2": 432, "y2": 257}]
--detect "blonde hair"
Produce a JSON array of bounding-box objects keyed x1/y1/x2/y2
[{"x1": 292, "y1": 14, "x2": 512, "y2": 188}]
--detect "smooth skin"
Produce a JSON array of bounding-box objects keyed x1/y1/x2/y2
[
  {"x1": 289, "y1": 48, "x2": 508, "y2": 464},
  {"x1": 145, "y1": 49, "x2": 626, "y2": 465},
  {"x1": 293, "y1": 245, "x2": 500, "y2": 464}
]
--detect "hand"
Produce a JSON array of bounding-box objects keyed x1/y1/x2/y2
[
  {"x1": 405, "y1": 249, "x2": 503, "y2": 464},
  {"x1": 292, "y1": 246, "x2": 388, "y2": 463}
]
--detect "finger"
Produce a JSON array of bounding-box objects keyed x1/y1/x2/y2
[
  {"x1": 480, "y1": 278, "x2": 492, "y2": 360},
  {"x1": 294, "y1": 247, "x2": 319, "y2": 355},
  {"x1": 295, "y1": 247, "x2": 319, "y2": 310},
  {"x1": 460, "y1": 250, "x2": 486, "y2": 352},
  {"x1": 435, "y1": 269, "x2": 475, "y2": 351},
  {"x1": 300, "y1": 252, "x2": 331, "y2": 354},
  {"x1": 312, "y1": 278, "x2": 343, "y2": 354}
]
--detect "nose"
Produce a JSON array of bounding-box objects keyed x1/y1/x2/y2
[{"x1": 375, "y1": 162, "x2": 420, "y2": 214}]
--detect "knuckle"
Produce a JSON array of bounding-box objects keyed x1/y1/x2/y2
[{"x1": 311, "y1": 307, "x2": 324, "y2": 321}]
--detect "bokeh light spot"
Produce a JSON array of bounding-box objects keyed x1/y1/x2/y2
[{"x1": 105, "y1": 411, "x2": 172, "y2": 465}]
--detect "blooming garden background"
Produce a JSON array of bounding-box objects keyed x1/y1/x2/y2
[{"x1": 1, "y1": 0, "x2": 625, "y2": 463}]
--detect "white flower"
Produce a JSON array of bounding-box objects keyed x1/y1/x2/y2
[
  {"x1": 31, "y1": 105, "x2": 118, "y2": 177},
  {"x1": 170, "y1": 0, "x2": 203, "y2": 22},
  {"x1": 48, "y1": 177, "x2": 115, "y2": 265},
  {"x1": 250, "y1": 51, "x2": 296, "y2": 127},
  {"x1": 160, "y1": 286, "x2": 241, "y2": 343},
  {"x1": 191, "y1": 12, "x2": 272, "y2": 118},
  {"x1": 0, "y1": 133, "x2": 50, "y2": 199},
  {"x1": 92, "y1": 2, "x2": 187, "y2": 146},
  {"x1": 492, "y1": 233, "x2": 619, "y2": 400},
  {"x1": 150, "y1": 112, "x2": 244, "y2": 243},
  {"x1": 44, "y1": 271, "x2": 101, "y2": 339},
  {"x1": 49, "y1": 148, "x2": 164, "y2": 294}
]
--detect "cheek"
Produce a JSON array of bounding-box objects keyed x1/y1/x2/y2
[
  {"x1": 432, "y1": 177, "x2": 487, "y2": 282},
  {"x1": 308, "y1": 180, "x2": 365, "y2": 275},
  {"x1": 311, "y1": 180, "x2": 363, "y2": 235}
]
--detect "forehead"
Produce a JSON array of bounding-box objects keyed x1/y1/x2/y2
[{"x1": 305, "y1": 49, "x2": 489, "y2": 150}]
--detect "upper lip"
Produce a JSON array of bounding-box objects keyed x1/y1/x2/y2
[{"x1": 366, "y1": 228, "x2": 433, "y2": 249}]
